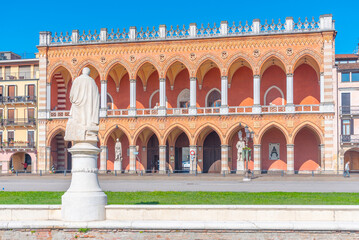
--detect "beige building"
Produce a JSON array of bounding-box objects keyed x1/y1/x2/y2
[
  {"x1": 0, "y1": 52, "x2": 38, "y2": 173},
  {"x1": 336, "y1": 51, "x2": 359, "y2": 172}
]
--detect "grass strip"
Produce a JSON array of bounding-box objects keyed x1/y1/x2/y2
[{"x1": 0, "y1": 192, "x2": 358, "y2": 205}]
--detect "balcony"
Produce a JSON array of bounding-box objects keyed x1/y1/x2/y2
[
  {"x1": 1, "y1": 118, "x2": 36, "y2": 127},
  {"x1": 340, "y1": 106, "x2": 359, "y2": 116},
  {"x1": 341, "y1": 135, "x2": 359, "y2": 144},
  {"x1": 0, "y1": 142, "x2": 35, "y2": 151},
  {"x1": 49, "y1": 104, "x2": 326, "y2": 119},
  {"x1": 0, "y1": 96, "x2": 37, "y2": 105}
]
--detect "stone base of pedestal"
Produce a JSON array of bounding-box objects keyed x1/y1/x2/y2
[
  {"x1": 114, "y1": 161, "x2": 122, "y2": 172},
  {"x1": 62, "y1": 191, "x2": 107, "y2": 221},
  {"x1": 236, "y1": 170, "x2": 244, "y2": 174}
]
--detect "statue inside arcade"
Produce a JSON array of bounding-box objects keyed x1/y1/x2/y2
[
  {"x1": 64, "y1": 67, "x2": 100, "y2": 142},
  {"x1": 114, "y1": 138, "x2": 123, "y2": 171},
  {"x1": 236, "y1": 131, "x2": 246, "y2": 173}
]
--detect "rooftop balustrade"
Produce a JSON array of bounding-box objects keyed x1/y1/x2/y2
[{"x1": 39, "y1": 15, "x2": 334, "y2": 46}]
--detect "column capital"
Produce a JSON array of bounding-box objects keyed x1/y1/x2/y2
[
  {"x1": 253, "y1": 75, "x2": 260, "y2": 78},
  {"x1": 320, "y1": 72, "x2": 324, "y2": 76},
  {"x1": 46, "y1": 82, "x2": 51, "y2": 86},
  {"x1": 159, "y1": 78, "x2": 166, "y2": 82},
  {"x1": 221, "y1": 76, "x2": 228, "y2": 80},
  {"x1": 159, "y1": 145, "x2": 167, "y2": 148},
  {"x1": 286, "y1": 73, "x2": 293, "y2": 77},
  {"x1": 221, "y1": 144, "x2": 229, "y2": 147},
  {"x1": 100, "y1": 145, "x2": 108, "y2": 149},
  {"x1": 286, "y1": 144, "x2": 294, "y2": 148},
  {"x1": 190, "y1": 77, "x2": 197, "y2": 81},
  {"x1": 130, "y1": 79, "x2": 136, "y2": 83},
  {"x1": 253, "y1": 144, "x2": 261, "y2": 148},
  {"x1": 100, "y1": 80, "x2": 107, "y2": 83},
  {"x1": 189, "y1": 145, "x2": 197, "y2": 148}
]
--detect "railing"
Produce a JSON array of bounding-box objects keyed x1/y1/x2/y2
[
  {"x1": 228, "y1": 106, "x2": 253, "y2": 114},
  {"x1": 41, "y1": 15, "x2": 334, "y2": 46},
  {"x1": 340, "y1": 106, "x2": 359, "y2": 115},
  {"x1": 50, "y1": 110, "x2": 70, "y2": 118},
  {"x1": 48, "y1": 104, "x2": 326, "y2": 119},
  {"x1": 295, "y1": 104, "x2": 320, "y2": 112},
  {"x1": 341, "y1": 135, "x2": 359, "y2": 144},
  {"x1": 166, "y1": 108, "x2": 189, "y2": 116},
  {"x1": 197, "y1": 107, "x2": 221, "y2": 115},
  {"x1": 0, "y1": 96, "x2": 36, "y2": 104},
  {"x1": 261, "y1": 105, "x2": 286, "y2": 113},
  {"x1": 0, "y1": 142, "x2": 35, "y2": 149},
  {"x1": 107, "y1": 109, "x2": 129, "y2": 117},
  {"x1": 1, "y1": 118, "x2": 36, "y2": 126},
  {"x1": 136, "y1": 108, "x2": 158, "y2": 116}
]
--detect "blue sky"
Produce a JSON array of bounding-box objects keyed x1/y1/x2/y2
[{"x1": 0, "y1": 0, "x2": 358, "y2": 57}]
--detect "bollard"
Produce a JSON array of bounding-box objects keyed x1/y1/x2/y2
[
  {"x1": 312, "y1": 171, "x2": 314, "y2": 177},
  {"x1": 64, "y1": 170, "x2": 66, "y2": 176},
  {"x1": 195, "y1": 170, "x2": 197, "y2": 176},
  {"x1": 281, "y1": 170, "x2": 284, "y2": 177},
  {"x1": 16, "y1": 171, "x2": 18, "y2": 176},
  {"x1": 168, "y1": 171, "x2": 170, "y2": 177},
  {"x1": 251, "y1": 171, "x2": 254, "y2": 178},
  {"x1": 222, "y1": 171, "x2": 225, "y2": 177},
  {"x1": 141, "y1": 170, "x2": 143, "y2": 176},
  {"x1": 115, "y1": 170, "x2": 117, "y2": 176},
  {"x1": 40, "y1": 170, "x2": 42, "y2": 176}
]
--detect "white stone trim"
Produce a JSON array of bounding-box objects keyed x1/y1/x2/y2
[
  {"x1": 177, "y1": 88, "x2": 190, "y2": 108},
  {"x1": 149, "y1": 89, "x2": 159, "y2": 108},
  {"x1": 264, "y1": 85, "x2": 284, "y2": 105},
  {"x1": 205, "y1": 88, "x2": 221, "y2": 107}
]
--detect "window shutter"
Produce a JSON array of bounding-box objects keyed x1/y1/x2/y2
[{"x1": 351, "y1": 119, "x2": 354, "y2": 135}]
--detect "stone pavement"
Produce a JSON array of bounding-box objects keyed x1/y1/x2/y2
[
  {"x1": 1, "y1": 229, "x2": 358, "y2": 240},
  {"x1": 0, "y1": 174, "x2": 359, "y2": 192}
]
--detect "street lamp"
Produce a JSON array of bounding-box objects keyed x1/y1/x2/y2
[{"x1": 243, "y1": 126, "x2": 253, "y2": 182}]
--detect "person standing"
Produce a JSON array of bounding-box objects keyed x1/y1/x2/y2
[
  {"x1": 21, "y1": 162, "x2": 28, "y2": 171},
  {"x1": 344, "y1": 161, "x2": 350, "y2": 178}
]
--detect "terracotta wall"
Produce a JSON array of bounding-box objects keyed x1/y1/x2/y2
[
  {"x1": 261, "y1": 127, "x2": 287, "y2": 171},
  {"x1": 294, "y1": 127, "x2": 320, "y2": 171}
]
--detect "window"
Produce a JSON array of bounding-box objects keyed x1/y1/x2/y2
[
  {"x1": 352, "y1": 72, "x2": 359, "y2": 82},
  {"x1": 7, "y1": 109, "x2": 14, "y2": 124},
  {"x1": 27, "y1": 108, "x2": 35, "y2": 124},
  {"x1": 7, "y1": 85, "x2": 15, "y2": 101},
  {"x1": 27, "y1": 131, "x2": 34, "y2": 147},
  {"x1": 341, "y1": 93, "x2": 350, "y2": 114},
  {"x1": 0, "y1": 132, "x2": 2, "y2": 144},
  {"x1": 5, "y1": 67, "x2": 10, "y2": 80},
  {"x1": 19, "y1": 65, "x2": 31, "y2": 79},
  {"x1": 342, "y1": 73, "x2": 350, "y2": 82},
  {"x1": 33, "y1": 65, "x2": 39, "y2": 79},
  {"x1": 27, "y1": 84, "x2": 35, "y2": 101},
  {"x1": 0, "y1": 86, "x2": 3, "y2": 101},
  {"x1": 7, "y1": 131, "x2": 14, "y2": 146}
]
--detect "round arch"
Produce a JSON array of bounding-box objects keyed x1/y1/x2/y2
[
  {"x1": 291, "y1": 121, "x2": 323, "y2": 144},
  {"x1": 48, "y1": 63, "x2": 74, "y2": 83},
  {"x1": 133, "y1": 124, "x2": 163, "y2": 145},
  {"x1": 76, "y1": 60, "x2": 102, "y2": 79},
  {"x1": 46, "y1": 126, "x2": 66, "y2": 146},
  {"x1": 205, "y1": 88, "x2": 221, "y2": 107},
  {"x1": 102, "y1": 124, "x2": 132, "y2": 146},
  {"x1": 263, "y1": 85, "x2": 285, "y2": 105},
  {"x1": 104, "y1": 59, "x2": 131, "y2": 80},
  {"x1": 257, "y1": 122, "x2": 290, "y2": 144},
  {"x1": 193, "y1": 123, "x2": 224, "y2": 146},
  {"x1": 162, "y1": 124, "x2": 193, "y2": 146},
  {"x1": 258, "y1": 51, "x2": 288, "y2": 77}
]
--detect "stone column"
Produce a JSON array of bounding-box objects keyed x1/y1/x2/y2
[
  {"x1": 129, "y1": 79, "x2": 136, "y2": 116},
  {"x1": 220, "y1": 76, "x2": 229, "y2": 114},
  {"x1": 189, "y1": 145, "x2": 197, "y2": 174},
  {"x1": 286, "y1": 74, "x2": 295, "y2": 113},
  {"x1": 100, "y1": 80, "x2": 107, "y2": 117},
  {"x1": 253, "y1": 75, "x2": 261, "y2": 114},
  {"x1": 100, "y1": 146, "x2": 107, "y2": 172},
  {"x1": 221, "y1": 145, "x2": 229, "y2": 174},
  {"x1": 159, "y1": 78, "x2": 166, "y2": 116},
  {"x1": 253, "y1": 144, "x2": 261, "y2": 174},
  {"x1": 319, "y1": 144, "x2": 325, "y2": 172},
  {"x1": 1, "y1": 161, "x2": 9, "y2": 174},
  {"x1": 46, "y1": 82, "x2": 51, "y2": 118},
  {"x1": 286, "y1": 144, "x2": 294, "y2": 174},
  {"x1": 45, "y1": 146, "x2": 51, "y2": 171},
  {"x1": 62, "y1": 142, "x2": 107, "y2": 221},
  {"x1": 159, "y1": 145, "x2": 167, "y2": 174},
  {"x1": 129, "y1": 145, "x2": 136, "y2": 174},
  {"x1": 189, "y1": 77, "x2": 197, "y2": 115},
  {"x1": 320, "y1": 72, "x2": 325, "y2": 104}
]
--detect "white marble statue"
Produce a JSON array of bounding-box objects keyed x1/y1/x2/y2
[
  {"x1": 64, "y1": 67, "x2": 100, "y2": 142},
  {"x1": 114, "y1": 138, "x2": 123, "y2": 171},
  {"x1": 236, "y1": 131, "x2": 246, "y2": 173}
]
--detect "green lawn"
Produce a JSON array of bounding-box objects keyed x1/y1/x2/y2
[{"x1": 0, "y1": 192, "x2": 358, "y2": 205}]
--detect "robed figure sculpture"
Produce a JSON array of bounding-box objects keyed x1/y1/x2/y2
[{"x1": 65, "y1": 67, "x2": 100, "y2": 142}]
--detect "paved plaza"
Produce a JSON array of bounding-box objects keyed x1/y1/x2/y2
[{"x1": 1, "y1": 174, "x2": 358, "y2": 192}]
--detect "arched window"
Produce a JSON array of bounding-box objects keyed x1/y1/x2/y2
[
  {"x1": 177, "y1": 89, "x2": 190, "y2": 108},
  {"x1": 264, "y1": 86, "x2": 285, "y2": 105},
  {"x1": 107, "y1": 93, "x2": 113, "y2": 109},
  {"x1": 206, "y1": 88, "x2": 221, "y2": 107}
]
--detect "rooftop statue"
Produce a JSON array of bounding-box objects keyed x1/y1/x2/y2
[{"x1": 64, "y1": 67, "x2": 99, "y2": 142}]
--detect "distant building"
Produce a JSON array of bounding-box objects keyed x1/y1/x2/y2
[
  {"x1": 336, "y1": 50, "x2": 359, "y2": 172},
  {"x1": 0, "y1": 53, "x2": 38, "y2": 173}
]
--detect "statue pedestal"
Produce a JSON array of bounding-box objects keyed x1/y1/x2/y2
[
  {"x1": 236, "y1": 160, "x2": 244, "y2": 174},
  {"x1": 114, "y1": 160, "x2": 122, "y2": 172},
  {"x1": 62, "y1": 142, "x2": 107, "y2": 221}
]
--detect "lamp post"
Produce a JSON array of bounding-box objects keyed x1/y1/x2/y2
[{"x1": 243, "y1": 125, "x2": 254, "y2": 182}]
